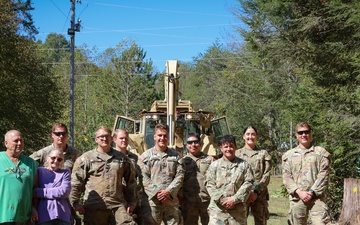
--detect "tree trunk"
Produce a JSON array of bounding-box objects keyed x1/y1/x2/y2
[{"x1": 338, "y1": 178, "x2": 360, "y2": 225}]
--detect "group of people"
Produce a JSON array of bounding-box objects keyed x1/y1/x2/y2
[{"x1": 0, "y1": 121, "x2": 330, "y2": 225}]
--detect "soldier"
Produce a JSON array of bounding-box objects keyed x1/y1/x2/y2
[
  {"x1": 206, "y1": 134, "x2": 254, "y2": 225},
  {"x1": 181, "y1": 133, "x2": 214, "y2": 225},
  {"x1": 0, "y1": 130, "x2": 38, "y2": 224},
  {"x1": 113, "y1": 128, "x2": 139, "y2": 168},
  {"x1": 113, "y1": 128, "x2": 144, "y2": 224},
  {"x1": 30, "y1": 122, "x2": 80, "y2": 171},
  {"x1": 282, "y1": 122, "x2": 331, "y2": 225},
  {"x1": 138, "y1": 123, "x2": 184, "y2": 225},
  {"x1": 235, "y1": 126, "x2": 272, "y2": 225},
  {"x1": 69, "y1": 126, "x2": 137, "y2": 225}
]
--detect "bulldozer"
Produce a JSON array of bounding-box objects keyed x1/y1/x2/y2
[{"x1": 112, "y1": 60, "x2": 231, "y2": 157}]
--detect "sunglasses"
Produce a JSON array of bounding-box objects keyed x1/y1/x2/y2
[
  {"x1": 50, "y1": 156, "x2": 63, "y2": 162},
  {"x1": 53, "y1": 132, "x2": 67, "y2": 137},
  {"x1": 96, "y1": 134, "x2": 111, "y2": 140},
  {"x1": 187, "y1": 140, "x2": 200, "y2": 145},
  {"x1": 297, "y1": 130, "x2": 311, "y2": 135}
]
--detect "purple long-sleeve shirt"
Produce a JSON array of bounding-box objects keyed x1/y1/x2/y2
[{"x1": 36, "y1": 167, "x2": 71, "y2": 223}]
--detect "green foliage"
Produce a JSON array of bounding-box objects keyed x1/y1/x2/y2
[
  {"x1": 0, "y1": 0, "x2": 62, "y2": 153},
  {"x1": 96, "y1": 40, "x2": 157, "y2": 118},
  {"x1": 66, "y1": 40, "x2": 158, "y2": 151},
  {"x1": 2, "y1": 1, "x2": 359, "y2": 220},
  {"x1": 231, "y1": 0, "x2": 360, "y2": 219}
]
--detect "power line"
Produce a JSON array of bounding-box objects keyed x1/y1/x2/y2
[
  {"x1": 49, "y1": 0, "x2": 71, "y2": 33},
  {"x1": 47, "y1": 69, "x2": 262, "y2": 77},
  {"x1": 94, "y1": 3, "x2": 234, "y2": 17},
  {"x1": 35, "y1": 39, "x2": 246, "y2": 51},
  {"x1": 38, "y1": 55, "x2": 254, "y2": 65}
]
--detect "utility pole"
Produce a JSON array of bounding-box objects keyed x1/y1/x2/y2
[{"x1": 68, "y1": 0, "x2": 81, "y2": 147}]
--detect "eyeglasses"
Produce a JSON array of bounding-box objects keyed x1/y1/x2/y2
[
  {"x1": 96, "y1": 134, "x2": 110, "y2": 140},
  {"x1": 50, "y1": 156, "x2": 63, "y2": 162},
  {"x1": 297, "y1": 130, "x2": 311, "y2": 135},
  {"x1": 53, "y1": 132, "x2": 67, "y2": 137},
  {"x1": 187, "y1": 140, "x2": 200, "y2": 145}
]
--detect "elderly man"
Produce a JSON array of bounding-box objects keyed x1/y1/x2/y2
[
  {"x1": 282, "y1": 122, "x2": 331, "y2": 225},
  {"x1": 0, "y1": 130, "x2": 38, "y2": 224},
  {"x1": 70, "y1": 126, "x2": 137, "y2": 225}
]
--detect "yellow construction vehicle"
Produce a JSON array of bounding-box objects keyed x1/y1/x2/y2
[{"x1": 112, "y1": 60, "x2": 231, "y2": 157}]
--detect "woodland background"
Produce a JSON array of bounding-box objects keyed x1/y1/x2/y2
[{"x1": 1, "y1": 0, "x2": 359, "y2": 220}]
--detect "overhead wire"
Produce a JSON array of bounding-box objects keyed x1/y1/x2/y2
[
  {"x1": 36, "y1": 1, "x2": 246, "y2": 70},
  {"x1": 93, "y1": 3, "x2": 234, "y2": 17},
  {"x1": 49, "y1": 0, "x2": 70, "y2": 33}
]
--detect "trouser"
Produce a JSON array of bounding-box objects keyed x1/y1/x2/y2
[
  {"x1": 208, "y1": 207, "x2": 247, "y2": 225},
  {"x1": 246, "y1": 192, "x2": 269, "y2": 225},
  {"x1": 1, "y1": 223, "x2": 27, "y2": 225},
  {"x1": 71, "y1": 207, "x2": 81, "y2": 225},
  {"x1": 38, "y1": 219, "x2": 71, "y2": 225},
  {"x1": 182, "y1": 201, "x2": 209, "y2": 225},
  {"x1": 83, "y1": 207, "x2": 137, "y2": 225},
  {"x1": 147, "y1": 203, "x2": 181, "y2": 225},
  {"x1": 288, "y1": 199, "x2": 330, "y2": 225}
]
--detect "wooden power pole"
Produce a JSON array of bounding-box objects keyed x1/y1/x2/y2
[{"x1": 67, "y1": 0, "x2": 81, "y2": 147}]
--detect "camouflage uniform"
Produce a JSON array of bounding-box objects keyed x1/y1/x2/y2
[
  {"x1": 30, "y1": 144, "x2": 81, "y2": 171},
  {"x1": 126, "y1": 150, "x2": 145, "y2": 224},
  {"x1": 206, "y1": 157, "x2": 254, "y2": 225},
  {"x1": 124, "y1": 151, "x2": 142, "y2": 196},
  {"x1": 138, "y1": 147, "x2": 184, "y2": 225},
  {"x1": 69, "y1": 148, "x2": 137, "y2": 225},
  {"x1": 282, "y1": 145, "x2": 330, "y2": 225},
  {"x1": 235, "y1": 147, "x2": 272, "y2": 225},
  {"x1": 181, "y1": 152, "x2": 214, "y2": 225}
]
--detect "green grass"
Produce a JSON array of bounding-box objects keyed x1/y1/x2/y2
[
  {"x1": 76, "y1": 176, "x2": 289, "y2": 225},
  {"x1": 247, "y1": 175, "x2": 288, "y2": 225}
]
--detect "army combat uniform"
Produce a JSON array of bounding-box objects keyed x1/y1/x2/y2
[
  {"x1": 30, "y1": 144, "x2": 81, "y2": 171},
  {"x1": 138, "y1": 147, "x2": 184, "y2": 225},
  {"x1": 282, "y1": 145, "x2": 331, "y2": 225},
  {"x1": 69, "y1": 148, "x2": 137, "y2": 225},
  {"x1": 206, "y1": 157, "x2": 254, "y2": 225},
  {"x1": 236, "y1": 147, "x2": 272, "y2": 225},
  {"x1": 125, "y1": 150, "x2": 145, "y2": 224},
  {"x1": 125, "y1": 150, "x2": 142, "y2": 201},
  {"x1": 181, "y1": 152, "x2": 214, "y2": 225}
]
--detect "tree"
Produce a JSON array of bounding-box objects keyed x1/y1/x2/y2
[
  {"x1": 233, "y1": 0, "x2": 360, "y2": 219},
  {"x1": 97, "y1": 39, "x2": 158, "y2": 118},
  {"x1": 0, "y1": 0, "x2": 62, "y2": 152}
]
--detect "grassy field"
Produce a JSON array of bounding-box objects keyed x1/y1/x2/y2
[{"x1": 248, "y1": 175, "x2": 289, "y2": 225}]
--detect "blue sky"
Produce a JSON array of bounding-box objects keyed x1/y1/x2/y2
[{"x1": 31, "y1": 0, "x2": 243, "y2": 71}]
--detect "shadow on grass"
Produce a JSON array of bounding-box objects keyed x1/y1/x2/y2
[{"x1": 269, "y1": 212, "x2": 286, "y2": 218}]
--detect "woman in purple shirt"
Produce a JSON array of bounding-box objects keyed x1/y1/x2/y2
[{"x1": 34, "y1": 148, "x2": 71, "y2": 225}]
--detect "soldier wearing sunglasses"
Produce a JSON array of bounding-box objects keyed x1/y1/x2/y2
[
  {"x1": 30, "y1": 122, "x2": 80, "y2": 171},
  {"x1": 282, "y1": 122, "x2": 331, "y2": 225},
  {"x1": 180, "y1": 133, "x2": 214, "y2": 225}
]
